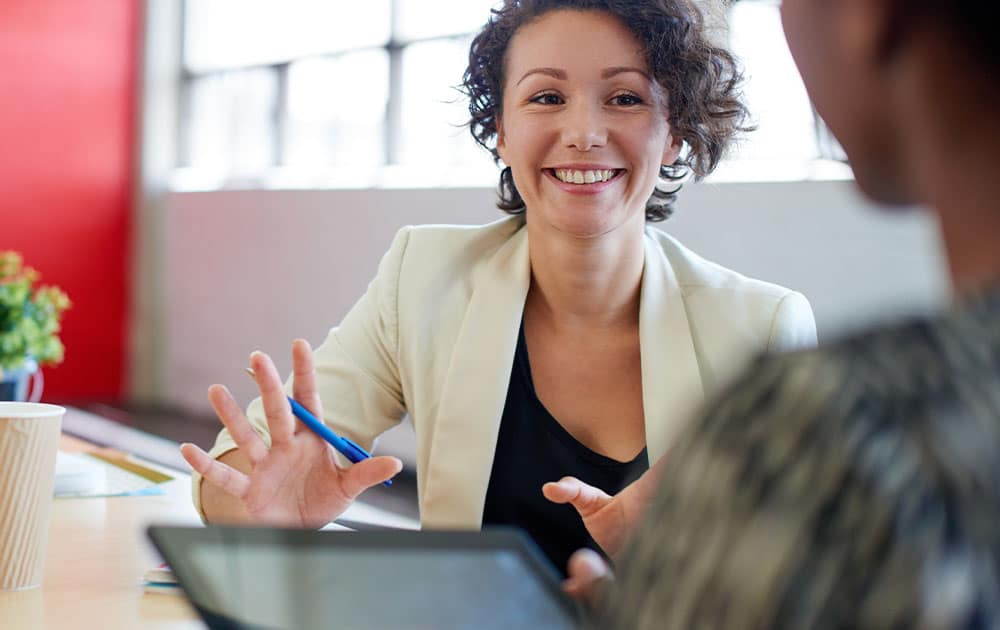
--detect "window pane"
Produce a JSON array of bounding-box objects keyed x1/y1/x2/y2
[
  {"x1": 397, "y1": 38, "x2": 496, "y2": 178},
  {"x1": 395, "y1": 0, "x2": 499, "y2": 41},
  {"x1": 284, "y1": 51, "x2": 389, "y2": 169},
  {"x1": 184, "y1": 68, "x2": 278, "y2": 176},
  {"x1": 727, "y1": 1, "x2": 817, "y2": 162},
  {"x1": 185, "y1": 0, "x2": 391, "y2": 72}
]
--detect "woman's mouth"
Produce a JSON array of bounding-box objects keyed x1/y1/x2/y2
[
  {"x1": 543, "y1": 168, "x2": 625, "y2": 193},
  {"x1": 547, "y1": 168, "x2": 624, "y2": 185}
]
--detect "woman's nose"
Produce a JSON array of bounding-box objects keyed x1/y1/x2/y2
[{"x1": 561, "y1": 104, "x2": 607, "y2": 151}]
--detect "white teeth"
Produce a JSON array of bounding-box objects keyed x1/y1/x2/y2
[{"x1": 554, "y1": 169, "x2": 617, "y2": 184}]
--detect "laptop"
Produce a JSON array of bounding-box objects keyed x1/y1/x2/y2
[{"x1": 147, "y1": 525, "x2": 582, "y2": 630}]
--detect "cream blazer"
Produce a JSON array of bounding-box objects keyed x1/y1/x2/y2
[{"x1": 193, "y1": 216, "x2": 817, "y2": 528}]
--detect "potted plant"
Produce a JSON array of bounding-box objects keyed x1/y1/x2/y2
[{"x1": 0, "y1": 251, "x2": 70, "y2": 401}]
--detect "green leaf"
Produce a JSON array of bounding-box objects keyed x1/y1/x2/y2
[{"x1": 0, "y1": 253, "x2": 69, "y2": 369}]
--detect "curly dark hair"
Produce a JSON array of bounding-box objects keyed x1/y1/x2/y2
[{"x1": 461, "y1": 0, "x2": 752, "y2": 221}]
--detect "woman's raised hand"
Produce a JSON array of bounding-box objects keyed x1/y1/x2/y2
[
  {"x1": 180, "y1": 339, "x2": 402, "y2": 529},
  {"x1": 541, "y1": 456, "x2": 665, "y2": 558}
]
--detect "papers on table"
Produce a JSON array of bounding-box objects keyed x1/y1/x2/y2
[
  {"x1": 142, "y1": 563, "x2": 181, "y2": 596},
  {"x1": 54, "y1": 450, "x2": 173, "y2": 498}
]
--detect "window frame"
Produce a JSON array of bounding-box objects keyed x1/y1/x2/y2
[
  {"x1": 175, "y1": 0, "x2": 847, "y2": 188},
  {"x1": 178, "y1": 0, "x2": 487, "y2": 174}
]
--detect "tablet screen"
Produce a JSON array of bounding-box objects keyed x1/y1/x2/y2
[{"x1": 149, "y1": 526, "x2": 580, "y2": 630}]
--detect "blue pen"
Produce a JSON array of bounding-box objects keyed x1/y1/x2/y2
[{"x1": 245, "y1": 367, "x2": 392, "y2": 487}]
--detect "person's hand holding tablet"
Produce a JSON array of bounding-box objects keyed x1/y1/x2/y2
[{"x1": 180, "y1": 339, "x2": 402, "y2": 528}]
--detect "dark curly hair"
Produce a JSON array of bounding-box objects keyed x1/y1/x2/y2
[{"x1": 461, "y1": 0, "x2": 752, "y2": 221}]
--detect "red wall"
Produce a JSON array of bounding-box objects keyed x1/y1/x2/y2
[{"x1": 0, "y1": 1, "x2": 138, "y2": 401}]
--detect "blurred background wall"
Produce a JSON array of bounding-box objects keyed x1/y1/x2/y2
[{"x1": 163, "y1": 183, "x2": 947, "y2": 415}]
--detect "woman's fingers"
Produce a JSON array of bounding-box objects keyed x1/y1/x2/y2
[
  {"x1": 562, "y1": 548, "x2": 613, "y2": 605},
  {"x1": 338, "y1": 456, "x2": 403, "y2": 500},
  {"x1": 290, "y1": 339, "x2": 324, "y2": 432},
  {"x1": 208, "y1": 384, "x2": 269, "y2": 466},
  {"x1": 250, "y1": 350, "x2": 296, "y2": 445},
  {"x1": 180, "y1": 443, "x2": 251, "y2": 499},
  {"x1": 545, "y1": 478, "x2": 626, "y2": 556},
  {"x1": 542, "y1": 476, "x2": 613, "y2": 518}
]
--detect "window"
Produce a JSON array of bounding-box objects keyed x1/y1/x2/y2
[
  {"x1": 176, "y1": 0, "x2": 847, "y2": 189},
  {"x1": 719, "y1": 0, "x2": 848, "y2": 180},
  {"x1": 283, "y1": 52, "x2": 390, "y2": 171}
]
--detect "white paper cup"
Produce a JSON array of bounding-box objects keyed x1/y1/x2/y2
[{"x1": 0, "y1": 402, "x2": 65, "y2": 590}]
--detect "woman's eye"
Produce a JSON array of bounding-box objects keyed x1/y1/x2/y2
[
  {"x1": 612, "y1": 94, "x2": 643, "y2": 106},
  {"x1": 530, "y1": 93, "x2": 563, "y2": 105}
]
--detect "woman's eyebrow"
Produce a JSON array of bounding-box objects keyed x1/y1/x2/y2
[
  {"x1": 516, "y1": 67, "x2": 566, "y2": 86},
  {"x1": 515, "y1": 66, "x2": 651, "y2": 86},
  {"x1": 601, "y1": 66, "x2": 650, "y2": 80}
]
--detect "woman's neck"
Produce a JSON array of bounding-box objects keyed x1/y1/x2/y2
[{"x1": 524, "y1": 217, "x2": 645, "y2": 329}]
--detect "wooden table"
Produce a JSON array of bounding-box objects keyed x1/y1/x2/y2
[
  {"x1": 0, "y1": 430, "x2": 418, "y2": 629},
  {"x1": 0, "y1": 434, "x2": 204, "y2": 629}
]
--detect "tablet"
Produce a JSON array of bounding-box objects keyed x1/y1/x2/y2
[{"x1": 147, "y1": 525, "x2": 582, "y2": 630}]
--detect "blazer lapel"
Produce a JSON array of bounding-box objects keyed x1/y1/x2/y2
[
  {"x1": 419, "y1": 226, "x2": 703, "y2": 526},
  {"x1": 420, "y1": 226, "x2": 531, "y2": 529},
  {"x1": 640, "y1": 231, "x2": 705, "y2": 464}
]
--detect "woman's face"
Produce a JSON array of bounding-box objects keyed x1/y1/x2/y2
[{"x1": 496, "y1": 9, "x2": 681, "y2": 239}]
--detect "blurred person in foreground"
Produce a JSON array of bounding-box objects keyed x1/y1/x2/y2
[{"x1": 550, "y1": 0, "x2": 1000, "y2": 626}]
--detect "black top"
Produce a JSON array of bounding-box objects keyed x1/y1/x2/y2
[{"x1": 482, "y1": 322, "x2": 648, "y2": 574}]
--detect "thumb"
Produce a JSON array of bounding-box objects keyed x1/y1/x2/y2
[
  {"x1": 339, "y1": 456, "x2": 403, "y2": 499},
  {"x1": 542, "y1": 476, "x2": 613, "y2": 518}
]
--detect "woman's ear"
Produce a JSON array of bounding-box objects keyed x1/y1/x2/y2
[
  {"x1": 495, "y1": 115, "x2": 507, "y2": 162},
  {"x1": 661, "y1": 130, "x2": 683, "y2": 167}
]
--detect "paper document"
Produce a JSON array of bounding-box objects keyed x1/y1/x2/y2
[{"x1": 55, "y1": 450, "x2": 173, "y2": 498}]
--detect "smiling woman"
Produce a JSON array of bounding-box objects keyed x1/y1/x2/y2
[
  {"x1": 495, "y1": 10, "x2": 682, "y2": 241},
  {"x1": 185, "y1": 0, "x2": 818, "y2": 579},
  {"x1": 464, "y1": 0, "x2": 751, "y2": 221}
]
